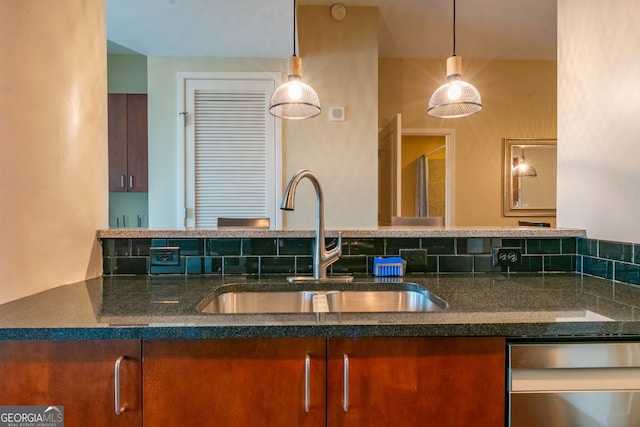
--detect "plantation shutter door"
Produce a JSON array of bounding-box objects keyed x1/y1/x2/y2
[{"x1": 185, "y1": 77, "x2": 277, "y2": 228}]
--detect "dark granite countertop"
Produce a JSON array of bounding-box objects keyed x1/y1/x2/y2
[{"x1": 1, "y1": 273, "x2": 639, "y2": 340}]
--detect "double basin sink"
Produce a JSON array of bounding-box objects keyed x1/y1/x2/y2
[{"x1": 197, "y1": 281, "x2": 448, "y2": 314}]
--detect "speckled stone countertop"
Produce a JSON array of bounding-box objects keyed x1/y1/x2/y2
[
  {"x1": 1, "y1": 273, "x2": 639, "y2": 340},
  {"x1": 97, "y1": 226, "x2": 587, "y2": 239}
]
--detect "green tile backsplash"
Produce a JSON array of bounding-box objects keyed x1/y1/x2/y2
[
  {"x1": 103, "y1": 236, "x2": 610, "y2": 277},
  {"x1": 100, "y1": 236, "x2": 640, "y2": 288},
  {"x1": 579, "y1": 238, "x2": 640, "y2": 285},
  {"x1": 598, "y1": 240, "x2": 633, "y2": 262},
  {"x1": 422, "y1": 238, "x2": 455, "y2": 255},
  {"x1": 241, "y1": 238, "x2": 277, "y2": 255},
  {"x1": 527, "y1": 238, "x2": 561, "y2": 254}
]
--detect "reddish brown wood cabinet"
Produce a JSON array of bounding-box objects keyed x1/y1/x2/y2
[
  {"x1": 108, "y1": 93, "x2": 148, "y2": 192},
  {"x1": 143, "y1": 337, "x2": 505, "y2": 427},
  {"x1": 143, "y1": 338, "x2": 327, "y2": 427},
  {"x1": 0, "y1": 337, "x2": 504, "y2": 427},
  {"x1": 327, "y1": 337, "x2": 506, "y2": 427},
  {"x1": 0, "y1": 340, "x2": 142, "y2": 427}
]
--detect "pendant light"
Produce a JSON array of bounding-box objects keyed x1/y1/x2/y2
[
  {"x1": 268, "y1": 0, "x2": 321, "y2": 120},
  {"x1": 428, "y1": 0, "x2": 482, "y2": 118}
]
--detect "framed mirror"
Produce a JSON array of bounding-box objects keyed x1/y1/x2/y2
[{"x1": 503, "y1": 138, "x2": 557, "y2": 217}]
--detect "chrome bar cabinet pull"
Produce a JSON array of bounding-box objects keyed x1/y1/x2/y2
[
  {"x1": 305, "y1": 354, "x2": 311, "y2": 412},
  {"x1": 343, "y1": 354, "x2": 349, "y2": 412},
  {"x1": 114, "y1": 356, "x2": 126, "y2": 415}
]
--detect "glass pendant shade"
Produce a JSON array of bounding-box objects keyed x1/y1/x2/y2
[
  {"x1": 428, "y1": 56, "x2": 482, "y2": 118},
  {"x1": 269, "y1": 57, "x2": 321, "y2": 120}
]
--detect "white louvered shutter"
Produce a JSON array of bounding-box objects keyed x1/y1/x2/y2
[{"x1": 183, "y1": 76, "x2": 279, "y2": 228}]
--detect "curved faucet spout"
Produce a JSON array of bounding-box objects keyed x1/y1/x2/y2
[
  {"x1": 281, "y1": 170, "x2": 343, "y2": 280},
  {"x1": 281, "y1": 170, "x2": 320, "y2": 211}
]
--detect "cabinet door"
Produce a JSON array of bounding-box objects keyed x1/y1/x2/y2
[
  {"x1": 108, "y1": 94, "x2": 128, "y2": 192},
  {"x1": 327, "y1": 337, "x2": 505, "y2": 427},
  {"x1": 126, "y1": 94, "x2": 148, "y2": 192},
  {"x1": 0, "y1": 340, "x2": 142, "y2": 427},
  {"x1": 143, "y1": 338, "x2": 326, "y2": 427},
  {"x1": 108, "y1": 94, "x2": 147, "y2": 193}
]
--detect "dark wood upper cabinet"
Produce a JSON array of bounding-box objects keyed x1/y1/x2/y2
[{"x1": 108, "y1": 94, "x2": 148, "y2": 192}]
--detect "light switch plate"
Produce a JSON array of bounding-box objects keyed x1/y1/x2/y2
[{"x1": 329, "y1": 106, "x2": 345, "y2": 121}]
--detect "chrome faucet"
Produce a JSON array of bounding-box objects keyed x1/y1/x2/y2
[{"x1": 281, "y1": 170, "x2": 348, "y2": 281}]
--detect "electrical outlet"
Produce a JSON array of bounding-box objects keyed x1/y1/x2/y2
[
  {"x1": 150, "y1": 247, "x2": 180, "y2": 266},
  {"x1": 492, "y1": 247, "x2": 522, "y2": 267},
  {"x1": 400, "y1": 249, "x2": 428, "y2": 273}
]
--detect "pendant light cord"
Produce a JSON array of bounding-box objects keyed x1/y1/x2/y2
[
  {"x1": 452, "y1": 0, "x2": 456, "y2": 56},
  {"x1": 293, "y1": 0, "x2": 298, "y2": 57}
]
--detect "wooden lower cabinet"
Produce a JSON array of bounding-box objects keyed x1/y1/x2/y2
[
  {"x1": 143, "y1": 338, "x2": 327, "y2": 427},
  {"x1": 0, "y1": 340, "x2": 142, "y2": 427},
  {"x1": 328, "y1": 337, "x2": 506, "y2": 427},
  {"x1": 0, "y1": 337, "x2": 504, "y2": 426},
  {"x1": 143, "y1": 336, "x2": 505, "y2": 427}
]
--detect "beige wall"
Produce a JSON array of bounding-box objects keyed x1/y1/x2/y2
[
  {"x1": 0, "y1": 0, "x2": 107, "y2": 304},
  {"x1": 557, "y1": 0, "x2": 640, "y2": 242},
  {"x1": 147, "y1": 6, "x2": 378, "y2": 228},
  {"x1": 285, "y1": 6, "x2": 378, "y2": 228},
  {"x1": 380, "y1": 58, "x2": 557, "y2": 226}
]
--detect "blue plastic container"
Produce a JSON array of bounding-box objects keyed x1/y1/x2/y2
[{"x1": 372, "y1": 257, "x2": 406, "y2": 277}]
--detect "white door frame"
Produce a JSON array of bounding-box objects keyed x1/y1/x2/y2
[{"x1": 176, "y1": 71, "x2": 283, "y2": 228}]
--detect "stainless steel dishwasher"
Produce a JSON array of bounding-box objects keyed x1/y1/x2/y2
[{"x1": 509, "y1": 342, "x2": 640, "y2": 426}]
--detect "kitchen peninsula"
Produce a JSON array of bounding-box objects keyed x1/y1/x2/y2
[
  {"x1": 3, "y1": 224, "x2": 639, "y2": 337},
  {"x1": 4, "y1": 226, "x2": 640, "y2": 426}
]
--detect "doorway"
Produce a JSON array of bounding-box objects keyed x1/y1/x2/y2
[
  {"x1": 401, "y1": 135, "x2": 446, "y2": 218},
  {"x1": 378, "y1": 113, "x2": 455, "y2": 226}
]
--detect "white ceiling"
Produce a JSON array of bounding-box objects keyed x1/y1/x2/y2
[{"x1": 106, "y1": 0, "x2": 557, "y2": 60}]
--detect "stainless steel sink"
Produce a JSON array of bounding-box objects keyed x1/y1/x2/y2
[
  {"x1": 325, "y1": 290, "x2": 443, "y2": 313},
  {"x1": 200, "y1": 291, "x2": 316, "y2": 314},
  {"x1": 197, "y1": 282, "x2": 447, "y2": 314}
]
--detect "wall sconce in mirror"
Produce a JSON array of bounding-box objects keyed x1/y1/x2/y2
[
  {"x1": 512, "y1": 146, "x2": 537, "y2": 177},
  {"x1": 503, "y1": 138, "x2": 557, "y2": 217}
]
